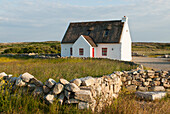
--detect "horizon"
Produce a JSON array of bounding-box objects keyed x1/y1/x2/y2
[{"x1": 0, "y1": 0, "x2": 170, "y2": 43}]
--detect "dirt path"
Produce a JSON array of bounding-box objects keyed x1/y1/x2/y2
[{"x1": 132, "y1": 57, "x2": 170, "y2": 71}]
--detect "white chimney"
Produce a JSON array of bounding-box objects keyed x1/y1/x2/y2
[{"x1": 122, "y1": 16, "x2": 128, "y2": 22}]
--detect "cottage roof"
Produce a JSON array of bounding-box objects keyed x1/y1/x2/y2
[
  {"x1": 61, "y1": 20, "x2": 124, "y2": 44},
  {"x1": 82, "y1": 35, "x2": 97, "y2": 47}
]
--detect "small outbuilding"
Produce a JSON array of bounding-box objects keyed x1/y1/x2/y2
[{"x1": 61, "y1": 16, "x2": 132, "y2": 61}]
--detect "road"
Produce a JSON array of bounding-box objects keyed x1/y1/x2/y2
[{"x1": 132, "y1": 57, "x2": 170, "y2": 71}]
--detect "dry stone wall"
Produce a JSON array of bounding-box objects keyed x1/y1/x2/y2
[{"x1": 0, "y1": 68, "x2": 169, "y2": 112}]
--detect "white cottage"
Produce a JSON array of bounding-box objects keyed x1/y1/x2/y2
[{"x1": 61, "y1": 16, "x2": 132, "y2": 61}]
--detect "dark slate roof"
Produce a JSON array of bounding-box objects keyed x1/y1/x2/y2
[
  {"x1": 61, "y1": 20, "x2": 124, "y2": 44},
  {"x1": 82, "y1": 35, "x2": 97, "y2": 47}
]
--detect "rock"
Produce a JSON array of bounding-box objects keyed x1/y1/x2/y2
[
  {"x1": 45, "y1": 78, "x2": 56, "y2": 88},
  {"x1": 53, "y1": 83, "x2": 64, "y2": 95},
  {"x1": 58, "y1": 92, "x2": 65, "y2": 105},
  {"x1": 121, "y1": 77, "x2": 126, "y2": 82},
  {"x1": 153, "y1": 81, "x2": 161, "y2": 86},
  {"x1": 146, "y1": 78, "x2": 152, "y2": 82},
  {"x1": 126, "y1": 76, "x2": 132, "y2": 81},
  {"x1": 65, "y1": 83, "x2": 80, "y2": 92},
  {"x1": 33, "y1": 87, "x2": 43, "y2": 96},
  {"x1": 113, "y1": 85, "x2": 121, "y2": 93},
  {"x1": 21, "y1": 72, "x2": 34, "y2": 82},
  {"x1": 9, "y1": 77, "x2": 17, "y2": 85},
  {"x1": 78, "y1": 102, "x2": 89, "y2": 110},
  {"x1": 59, "y1": 78, "x2": 69, "y2": 85},
  {"x1": 44, "y1": 94, "x2": 54, "y2": 104},
  {"x1": 80, "y1": 76, "x2": 95, "y2": 86},
  {"x1": 64, "y1": 90, "x2": 71, "y2": 100},
  {"x1": 136, "y1": 91, "x2": 167, "y2": 100},
  {"x1": 0, "y1": 72, "x2": 7, "y2": 79},
  {"x1": 27, "y1": 84, "x2": 36, "y2": 91},
  {"x1": 65, "y1": 98, "x2": 79, "y2": 104},
  {"x1": 163, "y1": 83, "x2": 170, "y2": 88},
  {"x1": 75, "y1": 90, "x2": 93, "y2": 102},
  {"x1": 138, "y1": 86, "x2": 148, "y2": 91},
  {"x1": 112, "y1": 93, "x2": 119, "y2": 98},
  {"x1": 15, "y1": 77, "x2": 27, "y2": 87},
  {"x1": 30, "y1": 78, "x2": 43, "y2": 87},
  {"x1": 70, "y1": 79, "x2": 81, "y2": 86},
  {"x1": 150, "y1": 86, "x2": 165, "y2": 91},
  {"x1": 143, "y1": 81, "x2": 150, "y2": 86},
  {"x1": 43, "y1": 85, "x2": 50, "y2": 94},
  {"x1": 126, "y1": 85, "x2": 137, "y2": 91}
]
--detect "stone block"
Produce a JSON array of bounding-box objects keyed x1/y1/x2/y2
[
  {"x1": 21, "y1": 72, "x2": 34, "y2": 83},
  {"x1": 126, "y1": 85, "x2": 137, "y2": 91},
  {"x1": 75, "y1": 90, "x2": 93, "y2": 102},
  {"x1": 30, "y1": 78, "x2": 43, "y2": 87},
  {"x1": 15, "y1": 77, "x2": 27, "y2": 87},
  {"x1": 59, "y1": 78, "x2": 69, "y2": 85},
  {"x1": 81, "y1": 77, "x2": 95, "y2": 86},
  {"x1": 70, "y1": 78, "x2": 82, "y2": 86},
  {"x1": 138, "y1": 86, "x2": 148, "y2": 91},
  {"x1": 65, "y1": 83, "x2": 80, "y2": 92},
  {"x1": 45, "y1": 78, "x2": 56, "y2": 88},
  {"x1": 150, "y1": 86, "x2": 165, "y2": 91},
  {"x1": 65, "y1": 98, "x2": 79, "y2": 104},
  {"x1": 78, "y1": 102, "x2": 89, "y2": 110},
  {"x1": 43, "y1": 85, "x2": 50, "y2": 94},
  {"x1": 44, "y1": 94, "x2": 54, "y2": 104},
  {"x1": 53, "y1": 83, "x2": 64, "y2": 95}
]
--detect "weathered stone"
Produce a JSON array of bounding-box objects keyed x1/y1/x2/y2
[
  {"x1": 75, "y1": 90, "x2": 93, "y2": 102},
  {"x1": 150, "y1": 86, "x2": 165, "y2": 91},
  {"x1": 53, "y1": 83, "x2": 64, "y2": 95},
  {"x1": 70, "y1": 78, "x2": 81, "y2": 86},
  {"x1": 126, "y1": 85, "x2": 137, "y2": 91},
  {"x1": 9, "y1": 77, "x2": 17, "y2": 85},
  {"x1": 126, "y1": 76, "x2": 132, "y2": 81},
  {"x1": 78, "y1": 102, "x2": 89, "y2": 110},
  {"x1": 65, "y1": 83, "x2": 80, "y2": 92},
  {"x1": 153, "y1": 81, "x2": 161, "y2": 86},
  {"x1": 27, "y1": 84, "x2": 36, "y2": 91},
  {"x1": 112, "y1": 93, "x2": 119, "y2": 98},
  {"x1": 21, "y1": 72, "x2": 34, "y2": 82},
  {"x1": 163, "y1": 83, "x2": 170, "y2": 88},
  {"x1": 45, "y1": 78, "x2": 56, "y2": 88},
  {"x1": 136, "y1": 91, "x2": 167, "y2": 100},
  {"x1": 132, "y1": 80, "x2": 137, "y2": 85},
  {"x1": 43, "y1": 85, "x2": 50, "y2": 94},
  {"x1": 30, "y1": 78, "x2": 43, "y2": 87},
  {"x1": 154, "y1": 77, "x2": 161, "y2": 81},
  {"x1": 121, "y1": 76, "x2": 126, "y2": 82},
  {"x1": 113, "y1": 85, "x2": 121, "y2": 93},
  {"x1": 33, "y1": 87, "x2": 43, "y2": 96},
  {"x1": 59, "y1": 78, "x2": 69, "y2": 85},
  {"x1": 15, "y1": 77, "x2": 27, "y2": 87},
  {"x1": 81, "y1": 77, "x2": 95, "y2": 86},
  {"x1": 143, "y1": 81, "x2": 150, "y2": 86},
  {"x1": 58, "y1": 92, "x2": 65, "y2": 105},
  {"x1": 44, "y1": 94, "x2": 54, "y2": 104},
  {"x1": 161, "y1": 78, "x2": 166, "y2": 83},
  {"x1": 0, "y1": 72, "x2": 7, "y2": 79},
  {"x1": 80, "y1": 86, "x2": 92, "y2": 91},
  {"x1": 139, "y1": 78, "x2": 145, "y2": 82},
  {"x1": 64, "y1": 90, "x2": 71, "y2": 100},
  {"x1": 146, "y1": 78, "x2": 152, "y2": 82},
  {"x1": 65, "y1": 98, "x2": 79, "y2": 104},
  {"x1": 138, "y1": 86, "x2": 148, "y2": 91}
]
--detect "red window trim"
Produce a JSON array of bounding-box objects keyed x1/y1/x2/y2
[
  {"x1": 102, "y1": 48, "x2": 107, "y2": 56},
  {"x1": 70, "y1": 48, "x2": 72, "y2": 56},
  {"x1": 79, "y1": 48, "x2": 84, "y2": 55}
]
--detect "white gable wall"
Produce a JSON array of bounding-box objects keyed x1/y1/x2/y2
[
  {"x1": 72, "y1": 35, "x2": 92, "y2": 57},
  {"x1": 61, "y1": 44, "x2": 73, "y2": 57},
  {"x1": 96, "y1": 44, "x2": 121, "y2": 60},
  {"x1": 120, "y1": 20, "x2": 132, "y2": 61}
]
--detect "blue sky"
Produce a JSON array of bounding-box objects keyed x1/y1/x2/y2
[{"x1": 0, "y1": 0, "x2": 169, "y2": 43}]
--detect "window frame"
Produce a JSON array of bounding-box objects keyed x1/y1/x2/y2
[
  {"x1": 102, "y1": 48, "x2": 107, "y2": 56},
  {"x1": 79, "y1": 48, "x2": 84, "y2": 56}
]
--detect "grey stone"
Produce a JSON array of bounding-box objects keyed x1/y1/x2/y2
[
  {"x1": 27, "y1": 84, "x2": 36, "y2": 91},
  {"x1": 30, "y1": 78, "x2": 43, "y2": 87},
  {"x1": 43, "y1": 85, "x2": 50, "y2": 94},
  {"x1": 64, "y1": 90, "x2": 71, "y2": 100},
  {"x1": 78, "y1": 102, "x2": 89, "y2": 110},
  {"x1": 150, "y1": 86, "x2": 165, "y2": 91},
  {"x1": 136, "y1": 91, "x2": 167, "y2": 100},
  {"x1": 126, "y1": 85, "x2": 137, "y2": 91},
  {"x1": 65, "y1": 83, "x2": 80, "y2": 92},
  {"x1": 15, "y1": 77, "x2": 27, "y2": 87},
  {"x1": 53, "y1": 83, "x2": 64, "y2": 95},
  {"x1": 44, "y1": 94, "x2": 54, "y2": 104},
  {"x1": 33, "y1": 87, "x2": 43, "y2": 96},
  {"x1": 80, "y1": 76, "x2": 95, "y2": 86},
  {"x1": 58, "y1": 92, "x2": 65, "y2": 105},
  {"x1": 65, "y1": 98, "x2": 79, "y2": 104},
  {"x1": 75, "y1": 90, "x2": 93, "y2": 102},
  {"x1": 59, "y1": 78, "x2": 69, "y2": 85},
  {"x1": 21, "y1": 72, "x2": 34, "y2": 82},
  {"x1": 70, "y1": 78, "x2": 81, "y2": 86},
  {"x1": 45, "y1": 78, "x2": 56, "y2": 88}
]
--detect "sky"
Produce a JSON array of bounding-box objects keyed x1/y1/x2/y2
[{"x1": 0, "y1": 0, "x2": 170, "y2": 43}]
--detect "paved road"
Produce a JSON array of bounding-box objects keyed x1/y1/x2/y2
[{"x1": 132, "y1": 57, "x2": 170, "y2": 71}]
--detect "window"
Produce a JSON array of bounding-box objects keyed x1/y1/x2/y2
[
  {"x1": 104, "y1": 29, "x2": 109, "y2": 37},
  {"x1": 79, "y1": 48, "x2": 84, "y2": 55},
  {"x1": 87, "y1": 30, "x2": 91, "y2": 35},
  {"x1": 70, "y1": 48, "x2": 72, "y2": 56},
  {"x1": 102, "y1": 48, "x2": 107, "y2": 56}
]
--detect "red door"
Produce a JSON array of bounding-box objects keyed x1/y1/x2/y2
[{"x1": 92, "y1": 48, "x2": 94, "y2": 57}]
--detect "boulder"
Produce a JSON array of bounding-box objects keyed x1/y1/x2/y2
[
  {"x1": 143, "y1": 81, "x2": 150, "y2": 86},
  {"x1": 136, "y1": 91, "x2": 167, "y2": 100},
  {"x1": 65, "y1": 98, "x2": 79, "y2": 104},
  {"x1": 15, "y1": 77, "x2": 27, "y2": 87},
  {"x1": 30, "y1": 78, "x2": 43, "y2": 87},
  {"x1": 42, "y1": 85, "x2": 50, "y2": 94},
  {"x1": 65, "y1": 83, "x2": 80, "y2": 92},
  {"x1": 78, "y1": 102, "x2": 89, "y2": 110},
  {"x1": 70, "y1": 78, "x2": 81, "y2": 86},
  {"x1": 58, "y1": 92, "x2": 65, "y2": 105},
  {"x1": 44, "y1": 94, "x2": 54, "y2": 104},
  {"x1": 75, "y1": 90, "x2": 93, "y2": 102},
  {"x1": 150, "y1": 86, "x2": 165, "y2": 91},
  {"x1": 59, "y1": 78, "x2": 69, "y2": 85},
  {"x1": 53, "y1": 83, "x2": 64, "y2": 95},
  {"x1": 21, "y1": 72, "x2": 34, "y2": 82},
  {"x1": 45, "y1": 78, "x2": 56, "y2": 88},
  {"x1": 80, "y1": 76, "x2": 95, "y2": 86}
]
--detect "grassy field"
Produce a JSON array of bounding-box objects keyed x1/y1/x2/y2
[{"x1": 133, "y1": 42, "x2": 170, "y2": 57}]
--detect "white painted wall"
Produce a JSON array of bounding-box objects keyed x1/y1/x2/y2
[
  {"x1": 96, "y1": 44, "x2": 121, "y2": 60},
  {"x1": 120, "y1": 17, "x2": 132, "y2": 61},
  {"x1": 72, "y1": 35, "x2": 92, "y2": 57},
  {"x1": 61, "y1": 44, "x2": 73, "y2": 57}
]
